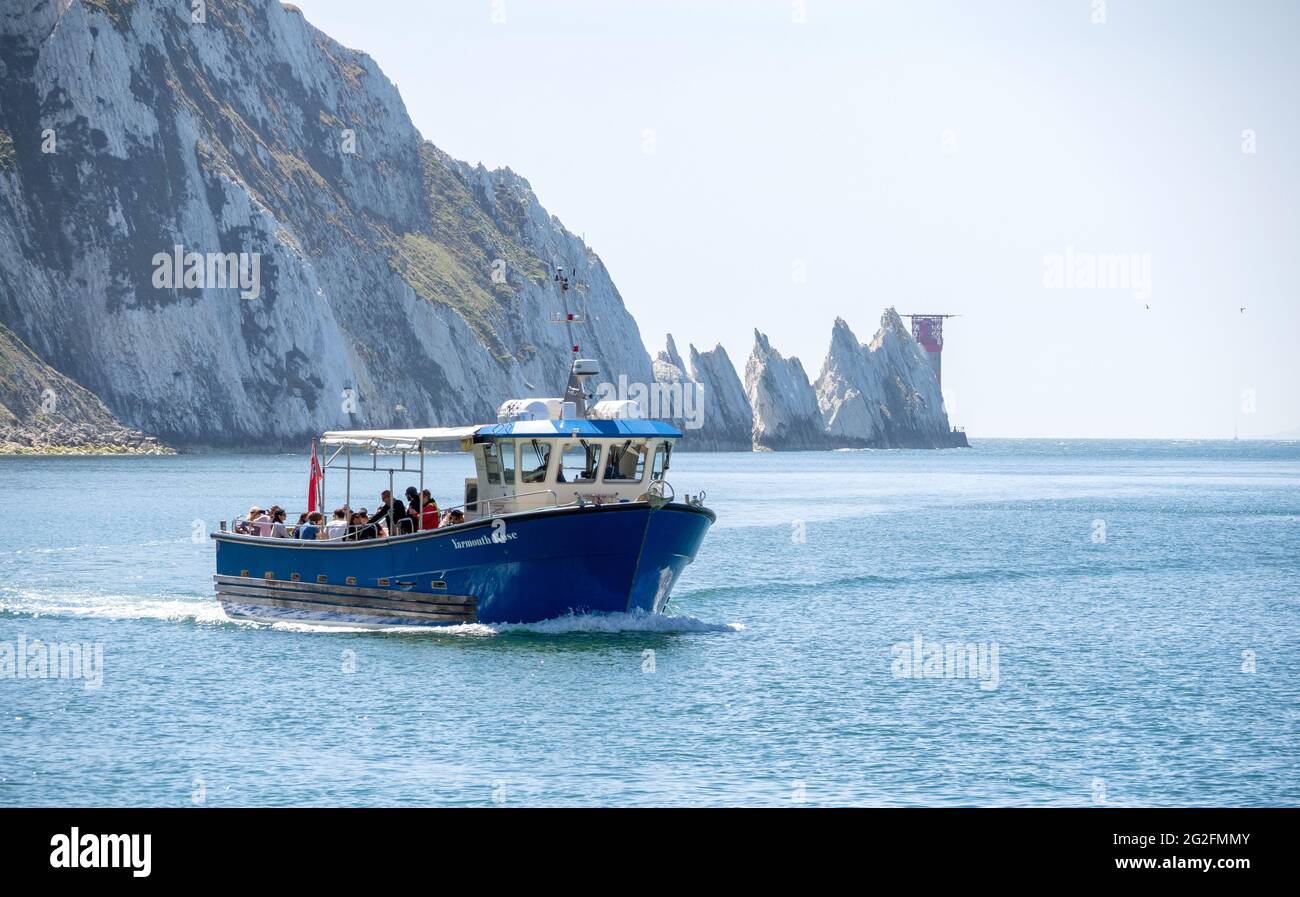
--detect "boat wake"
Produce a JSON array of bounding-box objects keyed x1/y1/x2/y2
[
  {"x1": 0, "y1": 588, "x2": 227, "y2": 625},
  {"x1": 266, "y1": 610, "x2": 743, "y2": 637},
  {"x1": 495, "y1": 611, "x2": 743, "y2": 636},
  {"x1": 1, "y1": 589, "x2": 741, "y2": 637}
]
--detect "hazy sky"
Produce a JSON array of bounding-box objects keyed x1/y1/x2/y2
[{"x1": 295, "y1": 0, "x2": 1298, "y2": 438}]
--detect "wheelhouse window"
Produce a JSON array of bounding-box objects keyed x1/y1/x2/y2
[
  {"x1": 482, "y1": 441, "x2": 503, "y2": 484},
  {"x1": 519, "y1": 439, "x2": 553, "y2": 484},
  {"x1": 500, "y1": 440, "x2": 516, "y2": 486},
  {"x1": 651, "y1": 441, "x2": 672, "y2": 481},
  {"x1": 559, "y1": 441, "x2": 601, "y2": 483},
  {"x1": 603, "y1": 441, "x2": 647, "y2": 482}
]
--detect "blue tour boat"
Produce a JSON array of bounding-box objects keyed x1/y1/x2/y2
[{"x1": 210, "y1": 268, "x2": 715, "y2": 627}]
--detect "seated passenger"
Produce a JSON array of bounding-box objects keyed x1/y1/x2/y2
[
  {"x1": 325, "y1": 508, "x2": 350, "y2": 540},
  {"x1": 349, "y1": 510, "x2": 377, "y2": 541},
  {"x1": 368, "y1": 491, "x2": 406, "y2": 533},
  {"x1": 236, "y1": 506, "x2": 261, "y2": 535},
  {"x1": 397, "y1": 488, "x2": 418, "y2": 530},
  {"x1": 419, "y1": 489, "x2": 440, "y2": 530},
  {"x1": 269, "y1": 508, "x2": 290, "y2": 538},
  {"x1": 443, "y1": 508, "x2": 465, "y2": 527},
  {"x1": 299, "y1": 512, "x2": 324, "y2": 541},
  {"x1": 252, "y1": 507, "x2": 274, "y2": 537}
]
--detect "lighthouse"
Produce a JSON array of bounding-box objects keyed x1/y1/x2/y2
[{"x1": 902, "y1": 314, "x2": 957, "y2": 389}]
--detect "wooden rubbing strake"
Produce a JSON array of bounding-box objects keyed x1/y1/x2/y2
[{"x1": 213, "y1": 574, "x2": 477, "y2": 622}]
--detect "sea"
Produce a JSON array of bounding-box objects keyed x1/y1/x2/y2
[{"x1": 1, "y1": 439, "x2": 1297, "y2": 806}]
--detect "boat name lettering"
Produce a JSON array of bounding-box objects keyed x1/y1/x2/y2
[{"x1": 451, "y1": 531, "x2": 519, "y2": 549}]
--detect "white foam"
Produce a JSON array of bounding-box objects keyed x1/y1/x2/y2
[
  {"x1": 493, "y1": 611, "x2": 743, "y2": 636},
  {"x1": 267, "y1": 613, "x2": 742, "y2": 637},
  {"x1": 1, "y1": 589, "x2": 742, "y2": 637},
  {"x1": 266, "y1": 621, "x2": 401, "y2": 634},
  {"x1": 0, "y1": 588, "x2": 226, "y2": 625}
]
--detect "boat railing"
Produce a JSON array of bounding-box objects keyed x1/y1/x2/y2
[
  {"x1": 223, "y1": 513, "x2": 350, "y2": 540},
  {"x1": 463, "y1": 488, "x2": 564, "y2": 518},
  {"x1": 220, "y1": 489, "x2": 580, "y2": 541}
]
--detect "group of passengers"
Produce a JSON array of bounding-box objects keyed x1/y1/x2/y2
[{"x1": 236, "y1": 487, "x2": 465, "y2": 540}]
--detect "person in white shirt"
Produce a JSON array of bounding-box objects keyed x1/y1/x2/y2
[{"x1": 325, "y1": 508, "x2": 350, "y2": 540}]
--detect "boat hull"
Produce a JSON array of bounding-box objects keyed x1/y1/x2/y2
[{"x1": 212, "y1": 502, "x2": 714, "y2": 627}]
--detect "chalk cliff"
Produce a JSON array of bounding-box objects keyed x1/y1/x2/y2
[
  {"x1": 815, "y1": 309, "x2": 966, "y2": 448},
  {"x1": 686, "y1": 341, "x2": 752, "y2": 451},
  {"x1": 743, "y1": 310, "x2": 966, "y2": 451},
  {"x1": 0, "y1": 0, "x2": 652, "y2": 448},
  {"x1": 649, "y1": 334, "x2": 752, "y2": 451},
  {"x1": 744, "y1": 330, "x2": 829, "y2": 451}
]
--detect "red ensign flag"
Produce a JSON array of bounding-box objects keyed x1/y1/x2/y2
[{"x1": 307, "y1": 440, "x2": 322, "y2": 513}]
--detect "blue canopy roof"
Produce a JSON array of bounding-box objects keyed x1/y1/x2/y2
[{"x1": 476, "y1": 419, "x2": 683, "y2": 440}]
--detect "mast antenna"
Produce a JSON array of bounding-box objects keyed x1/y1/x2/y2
[{"x1": 551, "y1": 263, "x2": 595, "y2": 417}]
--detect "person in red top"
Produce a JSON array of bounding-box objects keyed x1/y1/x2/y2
[{"x1": 418, "y1": 489, "x2": 440, "y2": 530}]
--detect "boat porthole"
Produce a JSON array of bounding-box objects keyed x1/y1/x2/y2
[
  {"x1": 263, "y1": 572, "x2": 275, "y2": 580},
  {"x1": 317, "y1": 575, "x2": 328, "y2": 584},
  {"x1": 377, "y1": 578, "x2": 390, "y2": 586},
  {"x1": 240, "y1": 569, "x2": 250, "y2": 577},
  {"x1": 431, "y1": 580, "x2": 447, "y2": 590},
  {"x1": 346, "y1": 576, "x2": 357, "y2": 586},
  {"x1": 290, "y1": 573, "x2": 301, "y2": 582}
]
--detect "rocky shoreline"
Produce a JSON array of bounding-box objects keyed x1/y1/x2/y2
[
  {"x1": 0, "y1": 324, "x2": 173, "y2": 456},
  {"x1": 0, "y1": 423, "x2": 172, "y2": 455}
]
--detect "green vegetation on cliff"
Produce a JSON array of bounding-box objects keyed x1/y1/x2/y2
[{"x1": 386, "y1": 144, "x2": 549, "y2": 362}]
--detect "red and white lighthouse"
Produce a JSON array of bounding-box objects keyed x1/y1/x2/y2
[{"x1": 903, "y1": 314, "x2": 957, "y2": 389}]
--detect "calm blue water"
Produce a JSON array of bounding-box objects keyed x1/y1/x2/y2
[{"x1": 1, "y1": 440, "x2": 1297, "y2": 807}]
